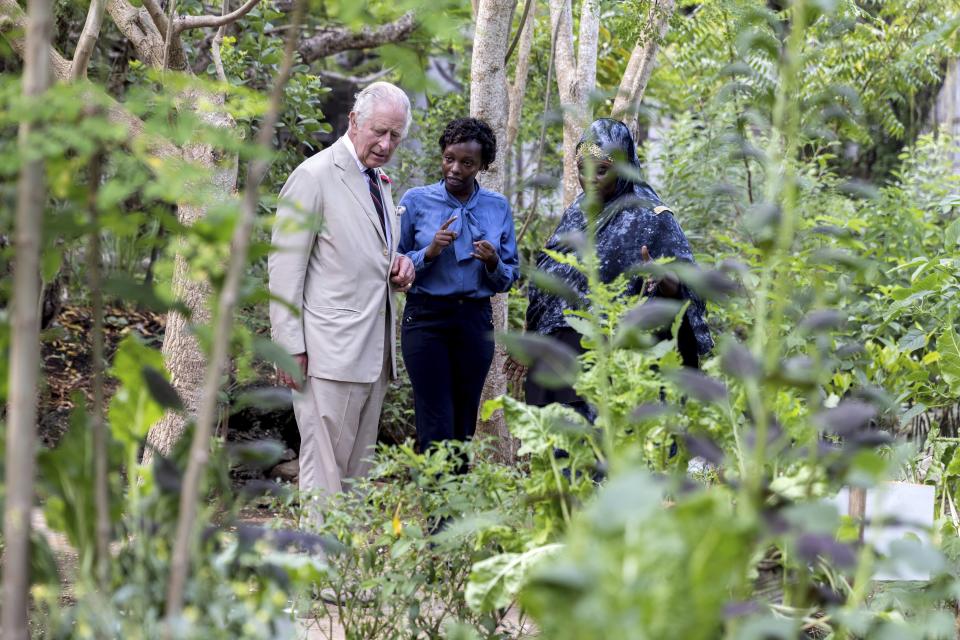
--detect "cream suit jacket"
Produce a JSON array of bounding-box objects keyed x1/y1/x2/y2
[{"x1": 268, "y1": 137, "x2": 400, "y2": 383}]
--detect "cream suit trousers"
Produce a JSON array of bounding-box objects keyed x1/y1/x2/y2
[{"x1": 294, "y1": 320, "x2": 389, "y2": 527}]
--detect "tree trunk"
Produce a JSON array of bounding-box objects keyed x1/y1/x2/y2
[
  {"x1": 87, "y1": 148, "x2": 111, "y2": 589},
  {"x1": 505, "y1": 0, "x2": 537, "y2": 201},
  {"x1": 144, "y1": 97, "x2": 237, "y2": 464},
  {"x1": 611, "y1": 0, "x2": 675, "y2": 140},
  {"x1": 471, "y1": 0, "x2": 518, "y2": 463},
  {"x1": 933, "y1": 57, "x2": 960, "y2": 169},
  {"x1": 549, "y1": 0, "x2": 599, "y2": 207},
  {"x1": 164, "y1": 2, "x2": 303, "y2": 623},
  {"x1": 2, "y1": 0, "x2": 52, "y2": 635}
]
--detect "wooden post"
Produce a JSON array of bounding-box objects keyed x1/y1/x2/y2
[{"x1": 848, "y1": 486, "x2": 867, "y2": 545}]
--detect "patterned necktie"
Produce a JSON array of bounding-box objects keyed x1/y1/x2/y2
[{"x1": 363, "y1": 168, "x2": 387, "y2": 236}]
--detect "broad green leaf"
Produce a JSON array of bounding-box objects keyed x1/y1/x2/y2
[
  {"x1": 481, "y1": 395, "x2": 588, "y2": 457},
  {"x1": 936, "y1": 323, "x2": 960, "y2": 397},
  {"x1": 465, "y1": 544, "x2": 562, "y2": 612},
  {"x1": 108, "y1": 335, "x2": 167, "y2": 447},
  {"x1": 41, "y1": 246, "x2": 61, "y2": 282},
  {"x1": 946, "y1": 217, "x2": 960, "y2": 248},
  {"x1": 253, "y1": 336, "x2": 304, "y2": 383}
]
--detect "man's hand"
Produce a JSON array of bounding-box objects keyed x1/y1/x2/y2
[
  {"x1": 471, "y1": 239, "x2": 499, "y2": 270},
  {"x1": 390, "y1": 254, "x2": 415, "y2": 292},
  {"x1": 278, "y1": 353, "x2": 308, "y2": 391},
  {"x1": 425, "y1": 215, "x2": 458, "y2": 260}
]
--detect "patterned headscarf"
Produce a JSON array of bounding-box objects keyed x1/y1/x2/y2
[{"x1": 575, "y1": 118, "x2": 663, "y2": 233}]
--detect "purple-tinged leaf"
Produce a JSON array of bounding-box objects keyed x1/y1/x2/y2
[
  {"x1": 684, "y1": 434, "x2": 725, "y2": 465},
  {"x1": 722, "y1": 601, "x2": 763, "y2": 619},
  {"x1": 796, "y1": 533, "x2": 856, "y2": 568},
  {"x1": 142, "y1": 365, "x2": 184, "y2": 412},
  {"x1": 630, "y1": 402, "x2": 672, "y2": 422},
  {"x1": 623, "y1": 298, "x2": 684, "y2": 331},
  {"x1": 800, "y1": 309, "x2": 845, "y2": 333},
  {"x1": 674, "y1": 368, "x2": 728, "y2": 403},
  {"x1": 721, "y1": 341, "x2": 760, "y2": 379},
  {"x1": 498, "y1": 332, "x2": 579, "y2": 389},
  {"x1": 815, "y1": 401, "x2": 876, "y2": 436}
]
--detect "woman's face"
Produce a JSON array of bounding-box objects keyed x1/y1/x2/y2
[
  {"x1": 442, "y1": 140, "x2": 485, "y2": 197},
  {"x1": 578, "y1": 158, "x2": 618, "y2": 201}
]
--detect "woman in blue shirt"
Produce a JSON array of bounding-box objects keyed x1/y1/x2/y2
[{"x1": 398, "y1": 117, "x2": 519, "y2": 456}]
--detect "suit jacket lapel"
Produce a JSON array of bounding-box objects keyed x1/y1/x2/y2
[{"x1": 332, "y1": 139, "x2": 387, "y2": 247}]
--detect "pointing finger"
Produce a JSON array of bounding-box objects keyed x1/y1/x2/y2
[
  {"x1": 641, "y1": 245, "x2": 651, "y2": 262},
  {"x1": 440, "y1": 215, "x2": 458, "y2": 231}
]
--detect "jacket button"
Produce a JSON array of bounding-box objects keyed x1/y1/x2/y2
[{"x1": 382, "y1": 249, "x2": 388, "y2": 256}]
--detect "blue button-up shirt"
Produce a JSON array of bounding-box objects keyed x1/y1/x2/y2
[{"x1": 398, "y1": 179, "x2": 519, "y2": 298}]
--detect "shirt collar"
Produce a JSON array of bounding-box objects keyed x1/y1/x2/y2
[
  {"x1": 434, "y1": 178, "x2": 481, "y2": 209},
  {"x1": 341, "y1": 135, "x2": 370, "y2": 174}
]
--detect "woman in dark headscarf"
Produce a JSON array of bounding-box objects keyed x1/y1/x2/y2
[{"x1": 505, "y1": 118, "x2": 712, "y2": 414}]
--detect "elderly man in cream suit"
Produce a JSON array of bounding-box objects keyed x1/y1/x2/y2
[{"x1": 269, "y1": 82, "x2": 415, "y2": 521}]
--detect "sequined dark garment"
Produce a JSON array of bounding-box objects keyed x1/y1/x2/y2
[{"x1": 526, "y1": 118, "x2": 714, "y2": 359}]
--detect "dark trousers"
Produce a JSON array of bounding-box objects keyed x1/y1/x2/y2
[{"x1": 401, "y1": 294, "x2": 495, "y2": 455}]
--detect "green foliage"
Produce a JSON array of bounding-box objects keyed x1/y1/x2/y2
[
  {"x1": 470, "y1": 2, "x2": 960, "y2": 638},
  {"x1": 523, "y1": 473, "x2": 754, "y2": 640},
  {"x1": 646, "y1": 0, "x2": 960, "y2": 179},
  {"x1": 4, "y1": 0, "x2": 960, "y2": 637},
  {"x1": 300, "y1": 440, "x2": 529, "y2": 639}
]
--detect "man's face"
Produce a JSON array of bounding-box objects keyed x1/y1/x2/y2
[{"x1": 347, "y1": 103, "x2": 407, "y2": 169}]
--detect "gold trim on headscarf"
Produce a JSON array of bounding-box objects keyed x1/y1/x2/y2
[{"x1": 576, "y1": 142, "x2": 611, "y2": 163}]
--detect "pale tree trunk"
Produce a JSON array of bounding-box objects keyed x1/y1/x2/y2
[
  {"x1": 611, "y1": 0, "x2": 675, "y2": 140},
  {"x1": 86, "y1": 148, "x2": 111, "y2": 588},
  {"x1": 163, "y1": 0, "x2": 303, "y2": 624},
  {"x1": 2, "y1": 0, "x2": 52, "y2": 635},
  {"x1": 505, "y1": 0, "x2": 537, "y2": 202},
  {"x1": 144, "y1": 101, "x2": 237, "y2": 464},
  {"x1": 933, "y1": 57, "x2": 960, "y2": 169},
  {"x1": 549, "y1": 0, "x2": 600, "y2": 207},
  {"x1": 471, "y1": 0, "x2": 518, "y2": 463}
]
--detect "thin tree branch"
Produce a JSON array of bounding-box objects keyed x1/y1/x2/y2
[
  {"x1": 106, "y1": 0, "x2": 163, "y2": 67},
  {"x1": 504, "y1": 0, "x2": 533, "y2": 64},
  {"x1": 2, "y1": 0, "x2": 52, "y2": 633},
  {"x1": 516, "y1": 5, "x2": 561, "y2": 243},
  {"x1": 505, "y1": 0, "x2": 536, "y2": 199},
  {"x1": 210, "y1": 0, "x2": 229, "y2": 83},
  {"x1": 141, "y1": 0, "x2": 169, "y2": 38},
  {"x1": 299, "y1": 11, "x2": 416, "y2": 63},
  {"x1": 163, "y1": 0, "x2": 305, "y2": 628},
  {"x1": 86, "y1": 143, "x2": 111, "y2": 589},
  {"x1": 316, "y1": 66, "x2": 394, "y2": 85},
  {"x1": 161, "y1": 0, "x2": 177, "y2": 70},
  {"x1": 506, "y1": 0, "x2": 535, "y2": 150},
  {"x1": 611, "y1": 0, "x2": 675, "y2": 133},
  {"x1": 71, "y1": 0, "x2": 106, "y2": 80},
  {"x1": 0, "y1": 0, "x2": 71, "y2": 77},
  {"x1": 1, "y1": 0, "x2": 177, "y2": 157},
  {"x1": 433, "y1": 58, "x2": 463, "y2": 91},
  {"x1": 173, "y1": 0, "x2": 262, "y2": 34}
]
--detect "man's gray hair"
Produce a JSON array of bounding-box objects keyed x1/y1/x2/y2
[{"x1": 352, "y1": 81, "x2": 413, "y2": 137}]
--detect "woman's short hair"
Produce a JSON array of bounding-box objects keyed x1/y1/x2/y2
[
  {"x1": 352, "y1": 82, "x2": 412, "y2": 136},
  {"x1": 438, "y1": 117, "x2": 497, "y2": 168}
]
